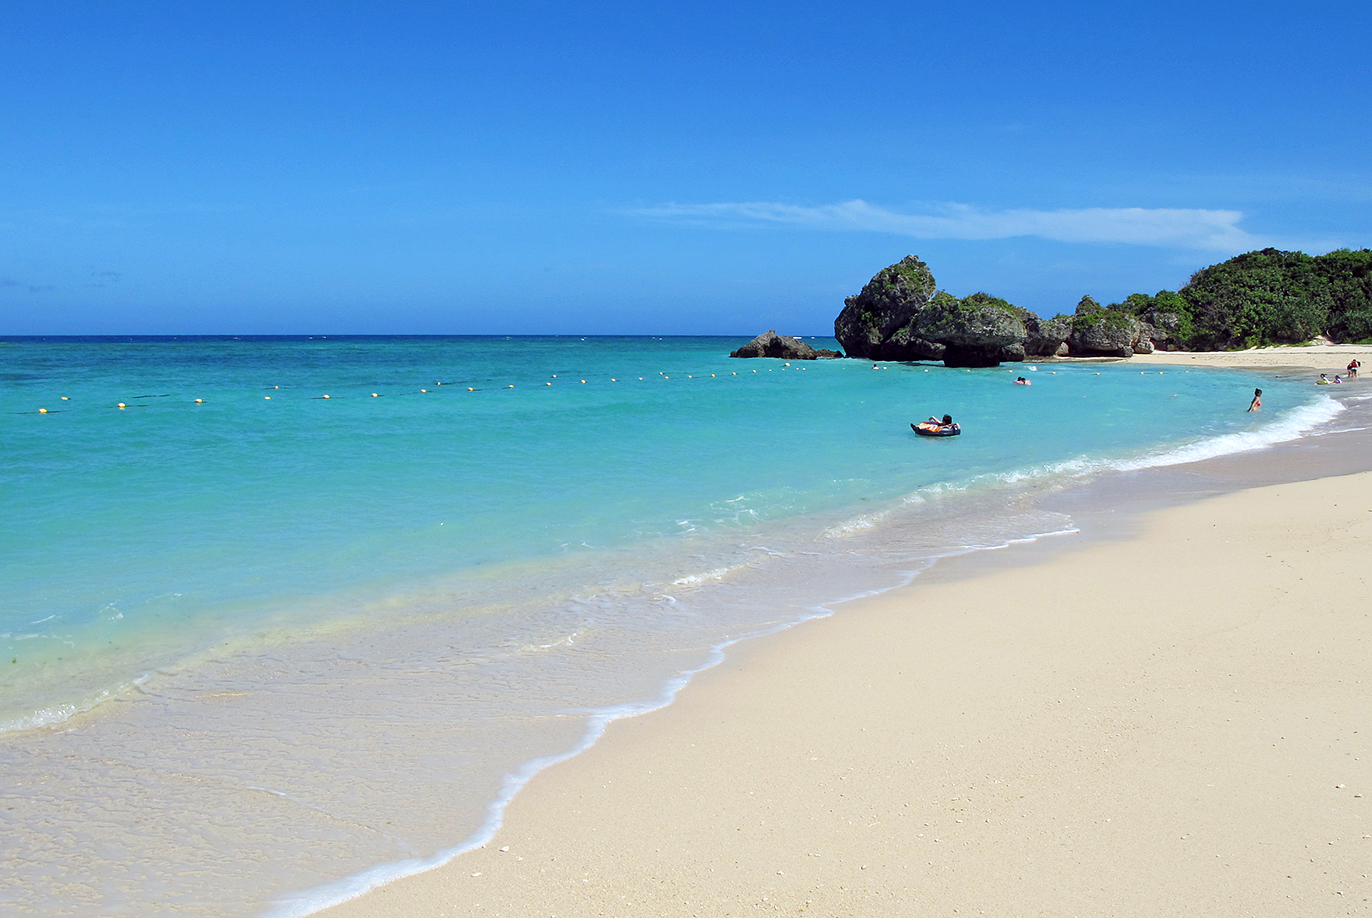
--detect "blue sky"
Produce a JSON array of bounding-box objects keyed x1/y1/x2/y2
[{"x1": 1, "y1": 1, "x2": 1368, "y2": 334}]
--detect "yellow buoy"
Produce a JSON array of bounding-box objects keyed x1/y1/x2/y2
[
  {"x1": 195, "y1": 398, "x2": 204, "y2": 403},
  {"x1": 638, "y1": 377, "x2": 644, "y2": 381},
  {"x1": 60, "y1": 396, "x2": 69, "y2": 400},
  {"x1": 552, "y1": 375, "x2": 557, "y2": 378},
  {"x1": 274, "y1": 386, "x2": 279, "y2": 389},
  {"x1": 546, "y1": 382, "x2": 552, "y2": 386},
  {"x1": 508, "y1": 384, "x2": 514, "y2": 388},
  {"x1": 264, "y1": 396, "x2": 270, "y2": 400},
  {"x1": 611, "y1": 378, "x2": 617, "y2": 382},
  {"x1": 420, "y1": 388, "x2": 427, "y2": 392},
  {"x1": 323, "y1": 394, "x2": 331, "y2": 398},
  {"x1": 711, "y1": 374, "x2": 715, "y2": 377},
  {"x1": 371, "y1": 393, "x2": 378, "y2": 397},
  {"x1": 581, "y1": 379, "x2": 586, "y2": 384},
  {"x1": 118, "y1": 402, "x2": 126, "y2": 408},
  {"x1": 38, "y1": 408, "x2": 47, "y2": 413}
]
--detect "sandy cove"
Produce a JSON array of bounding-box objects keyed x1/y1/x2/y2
[
  {"x1": 1125, "y1": 342, "x2": 1372, "y2": 372},
  {"x1": 320, "y1": 354, "x2": 1372, "y2": 918}
]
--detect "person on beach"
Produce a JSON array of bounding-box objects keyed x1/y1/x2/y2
[
  {"x1": 1248, "y1": 388, "x2": 1262, "y2": 412},
  {"x1": 1349, "y1": 359, "x2": 1361, "y2": 379}
]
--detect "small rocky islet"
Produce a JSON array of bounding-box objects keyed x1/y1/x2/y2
[{"x1": 733, "y1": 247, "x2": 1372, "y2": 367}]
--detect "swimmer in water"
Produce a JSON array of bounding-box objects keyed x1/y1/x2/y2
[{"x1": 1248, "y1": 388, "x2": 1261, "y2": 412}]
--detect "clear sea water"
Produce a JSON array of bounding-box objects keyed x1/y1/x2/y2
[{"x1": 0, "y1": 336, "x2": 1344, "y2": 916}]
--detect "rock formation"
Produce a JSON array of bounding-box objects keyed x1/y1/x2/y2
[
  {"x1": 834, "y1": 255, "x2": 938, "y2": 357},
  {"x1": 1066, "y1": 296, "x2": 1140, "y2": 358},
  {"x1": 836, "y1": 256, "x2": 1033, "y2": 367},
  {"x1": 830, "y1": 248, "x2": 1372, "y2": 360},
  {"x1": 730, "y1": 330, "x2": 841, "y2": 360},
  {"x1": 1024, "y1": 314, "x2": 1072, "y2": 357},
  {"x1": 907, "y1": 291, "x2": 1028, "y2": 367},
  {"x1": 828, "y1": 255, "x2": 1228, "y2": 365}
]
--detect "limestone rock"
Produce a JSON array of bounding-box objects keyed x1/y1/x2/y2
[
  {"x1": 910, "y1": 292, "x2": 1027, "y2": 367},
  {"x1": 1067, "y1": 296, "x2": 1139, "y2": 357},
  {"x1": 834, "y1": 255, "x2": 937, "y2": 358},
  {"x1": 730, "y1": 330, "x2": 834, "y2": 360},
  {"x1": 1137, "y1": 308, "x2": 1185, "y2": 351},
  {"x1": 879, "y1": 321, "x2": 946, "y2": 361},
  {"x1": 833, "y1": 258, "x2": 1145, "y2": 367},
  {"x1": 1024, "y1": 314, "x2": 1073, "y2": 357}
]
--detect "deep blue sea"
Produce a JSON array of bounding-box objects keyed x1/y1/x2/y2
[{"x1": 0, "y1": 336, "x2": 1344, "y2": 917}]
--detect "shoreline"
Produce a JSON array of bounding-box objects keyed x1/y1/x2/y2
[
  {"x1": 314, "y1": 355, "x2": 1372, "y2": 918},
  {"x1": 8, "y1": 347, "x2": 1346, "y2": 917},
  {"x1": 1069, "y1": 342, "x2": 1372, "y2": 371}
]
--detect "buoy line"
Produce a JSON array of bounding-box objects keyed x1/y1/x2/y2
[{"x1": 16, "y1": 364, "x2": 833, "y2": 415}]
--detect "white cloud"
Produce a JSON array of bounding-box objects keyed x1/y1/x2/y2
[{"x1": 633, "y1": 199, "x2": 1275, "y2": 252}]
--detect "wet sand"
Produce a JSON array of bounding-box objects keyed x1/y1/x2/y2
[{"x1": 318, "y1": 349, "x2": 1372, "y2": 918}]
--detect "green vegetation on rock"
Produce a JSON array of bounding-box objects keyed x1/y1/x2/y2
[
  {"x1": 833, "y1": 247, "x2": 1372, "y2": 365},
  {"x1": 1111, "y1": 247, "x2": 1372, "y2": 350}
]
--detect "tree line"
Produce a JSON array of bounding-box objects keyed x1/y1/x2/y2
[{"x1": 1100, "y1": 248, "x2": 1372, "y2": 350}]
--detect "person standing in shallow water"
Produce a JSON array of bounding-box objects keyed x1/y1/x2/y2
[{"x1": 1248, "y1": 388, "x2": 1262, "y2": 412}]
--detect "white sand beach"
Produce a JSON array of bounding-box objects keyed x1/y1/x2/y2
[
  {"x1": 1132, "y1": 342, "x2": 1372, "y2": 372},
  {"x1": 320, "y1": 349, "x2": 1372, "y2": 918}
]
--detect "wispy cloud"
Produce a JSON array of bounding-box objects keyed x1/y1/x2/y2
[
  {"x1": 0, "y1": 276, "x2": 56, "y2": 293},
  {"x1": 631, "y1": 199, "x2": 1280, "y2": 252},
  {"x1": 86, "y1": 270, "x2": 123, "y2": 288}
]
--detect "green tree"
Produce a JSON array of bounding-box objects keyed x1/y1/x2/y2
[
  {"x1": 1315, "y1": 249, "x2": 1372, "y2": 342},
  {"x1": 1181, "y1": 248, "x2": 1328, "y2": 348}
]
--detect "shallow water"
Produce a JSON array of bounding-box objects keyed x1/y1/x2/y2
[{"x1": 0, "y1": 336, "x2": 1340, "y2": 916}]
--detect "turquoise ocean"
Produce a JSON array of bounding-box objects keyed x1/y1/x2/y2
[{"x1": 0, "y1": 336, "x2": 1347, "y2": 916}]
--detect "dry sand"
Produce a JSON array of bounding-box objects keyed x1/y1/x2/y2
[
  {"x1": 1126, "y1": 343, "x2": 1372, "y2": 372},
  {"x1": 322, "y1": 460, "x2": 1372, "y2": 915}
]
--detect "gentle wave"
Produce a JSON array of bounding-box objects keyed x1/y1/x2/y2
[
  {"x1": 671, "y1": 564, "x2": 746, "y2": 588},
  {"x1": 1113, "y1": 396, "x2": 1344, "y2": 470},
  {"x1": 897, "y1": 396, "x2": 1346, "y2": 504},
  {"x1": 0, "y1": 675, "x2": 148, "y2": 734},
  {"x1": 258, "y1": 612, "x2": 826, "y2": 918},
  {"x1": 821, "y1": 510, "x2": 891, "y2": 538},
  {"x1": 260, "y1": 517, "x2": 1091, "y2": 918}
]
